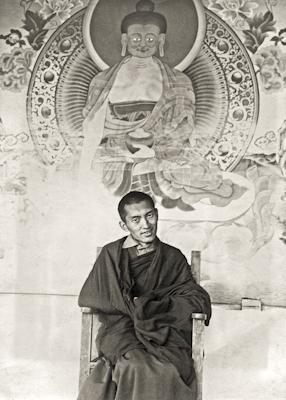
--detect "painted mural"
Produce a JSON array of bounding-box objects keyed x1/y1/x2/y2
[{"x1": 0, "y1": 0, "x2": 286, "y2": 306}]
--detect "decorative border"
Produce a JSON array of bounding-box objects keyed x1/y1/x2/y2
[{"x1": 26, "y1": 8, "x2": 259, "y2": 170}]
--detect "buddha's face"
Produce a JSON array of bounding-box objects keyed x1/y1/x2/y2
[{"x1": 123, "y1": 24, "x2": 165, "y2": 58}]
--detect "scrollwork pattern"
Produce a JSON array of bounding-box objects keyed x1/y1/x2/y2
[
  {"x1": 27, "y1": 9, "x2": 258, "y2": 169},
  {"x1": 204, "y1": 12, "x2": 258, "y2": 170},
  {"x1": 27, "y1": 14, "x2": 84, "y2": 164}
]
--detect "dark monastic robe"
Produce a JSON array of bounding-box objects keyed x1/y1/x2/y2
[{"x1": 78, "y1": 237, "x2": 211, "y2": 400}]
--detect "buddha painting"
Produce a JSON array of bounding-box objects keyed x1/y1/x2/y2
[{"x1": 79, "y1": 0, "x2": 248, "y2": 211}]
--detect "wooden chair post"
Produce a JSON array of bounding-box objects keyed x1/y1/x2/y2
[
  {"x1": 79, "y1": 247, "x2": 102, "y2": 389},
  {"x1": 191, "y1": 250, "x2": 201, "y2": 283},
  {"x1": 191, "y1": 250, "x2": 206, "y2": 400},
  {"x1": 192, "y1": 313, "x2": 207, "y2": 400},
  {"x1": 79, "y1": 250, "x2": 207, "y2": 400},
  {"x1": 79, "y1": 307, "x2": 93, "y2": 389}
]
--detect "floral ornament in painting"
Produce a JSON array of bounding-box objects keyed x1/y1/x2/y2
[
  {"x1": 203, "y1": 168, "x2": 275, "y2": 261},
  {"x1": 0, "y1": 130, "x2": 29, "y2": 196},
  {"x1": 21, "y1": 10, "x2": 56, "y2": 50},
  {"x1": 271, "y1": 28, "x2": 286, "y2": 46},
  {"x1": 246, "y1": 120, "x2": 286, "y2": 177},
  {"x1": 207, "y1": 0, "x2": 258, "y2": 30},
  {"x1": 254, "y1": 45, "x2": 286, "y2": 93},
  {"x1": 276, "y1": 120, "x2": 286, "y2": 177},
  {"x1": 0, "y1": 47, "x2": 34, "y2": 92},
  {"x1": 266, "y1": 0, "x2": 278, "y2": 6},
  {"x1": 277, "y1": 212, "x2": 286, "y2": 244},
  {"x1": 243, "y1": 11, "x2": 276, "y2": 54},
  {"x1": 35, "y1": 0, "x2": 83, "y2": 28},
  {"x1": 20, "y1": 0, "x2": 84, "y2": 47},
  {"x1": 0, "y1": 29, "x2": 26, "y2": 48},
  {"x1": 20, "y1": 0, "x2": 35, "y2": 12},
  {"x1": 273, "y1": 188, "x2": 286, "y2": 246},
  {"x1": 254, "y1": 131, "x2": 277, "y2": 153}
]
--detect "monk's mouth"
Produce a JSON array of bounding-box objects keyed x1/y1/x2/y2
[{"x1": 141, "y1": 231, "x2": 153, "y2": 237}]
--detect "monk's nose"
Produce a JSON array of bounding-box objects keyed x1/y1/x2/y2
[{"x1": 141, "y1": 218, "x2": 150, "y2": 228}]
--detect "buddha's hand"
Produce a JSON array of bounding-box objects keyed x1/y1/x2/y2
[
  {"x1": 132, "y1": 144, "x2": 155, "y2": 159},
  {"x1": 126, "y1": 129, "x2": 154, "y2": 155}
]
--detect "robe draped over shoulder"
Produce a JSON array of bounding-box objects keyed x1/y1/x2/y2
[
  {"x1": 78, "y1": 237, "x2": 211, "y2": 391},
  {"x1": 79, "y1": 57, "x2": 196, "y2": 179},
  {"x1": 79, "y1": 57, "x2": 246, "y2": 210}
]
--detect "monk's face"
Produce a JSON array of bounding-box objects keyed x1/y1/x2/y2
[
  {"x1": 120, "y1": 200, "x2": 158, "y2": 244},
  {"x1": 125, "y1": 24, "x2": 162, "y2": 58}
]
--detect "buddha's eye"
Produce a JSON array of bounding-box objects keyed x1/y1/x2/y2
[
  {"x1": 146, "y1": 36, "x2": 154, "y2": 42},
  {"x1": 145, "y1": 34, "x2": 157, "y2": 46},
  {"x1": 131, "y1": 34, "x2": 142, "y2": 43}
]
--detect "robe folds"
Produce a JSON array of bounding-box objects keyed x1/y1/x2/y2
[{"x1": 78, "y1": 237, "x2": 211, "y2": 399}]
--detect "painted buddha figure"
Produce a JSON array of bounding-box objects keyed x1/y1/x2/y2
[{"x1": 80, "y1": 0, "x2": 244, "y2": 209}]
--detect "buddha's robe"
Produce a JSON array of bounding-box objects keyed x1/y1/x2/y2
[
  {"x1": 79, "y1": 56, "x2": 195, "y2": 185},
  {"x1": 77, "y1": 236, "x2": 211, "y2": 400},
  {"x1": 79, "y1": 56, "x2": 246, "y2": 208}
]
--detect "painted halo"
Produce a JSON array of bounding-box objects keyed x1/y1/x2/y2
[
  {"x1": 83, "y1": 0, "x2": 206, "y2": 71},
  {"x1": 27, "y1": 4, "x2": 259, "y2": 171}
]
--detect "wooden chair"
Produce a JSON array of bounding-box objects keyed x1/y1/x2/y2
[{"x1": 79, "y1": 250, "x2": 207, "y2": 400}]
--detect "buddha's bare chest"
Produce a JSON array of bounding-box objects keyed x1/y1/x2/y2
[{"x1": 109, "y1": 63, "x2": 163, "y2": 102}]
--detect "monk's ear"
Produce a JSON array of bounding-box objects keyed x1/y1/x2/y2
[
  {"x1": 158, "y1": 34, "x2": 165, "y2": 57},
  {"x1": 119, "y1": 220, "x2": 129, "y2": 232},
  {"x1": 121, "y1": 34, "x2": 128, "y2": 57}
]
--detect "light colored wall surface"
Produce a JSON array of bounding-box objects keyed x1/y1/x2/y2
[
  {"x1": 1, "y1": 0, "x2": 286, "y2": 399},
  {"x1": 1, "y1": 296, "x2": 286, "y2": 400},
  {"x1": 0, "y1": 294, "x2": 80, "y2": 400}
]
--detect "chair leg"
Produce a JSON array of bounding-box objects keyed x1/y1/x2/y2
[
  {"x1": 192, "y1": 314, "x2": 206, "y2": 400},
  {"x1": 79, "y1": 311, "x2": 93, "y2": 389}
]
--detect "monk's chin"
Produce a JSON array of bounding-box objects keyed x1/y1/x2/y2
[{"x1": 139, "y1": 233, "x2": 156, "y2": 243}]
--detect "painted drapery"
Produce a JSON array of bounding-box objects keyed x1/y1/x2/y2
[
  {"x1": 0, "y1": 1, "x2": 286, "y2": 398},
  {"x1": 0, "y1": 0, "x2": 285, "y2": 306}
]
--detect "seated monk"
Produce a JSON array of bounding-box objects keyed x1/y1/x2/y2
[
  {"x1": 79, "y1": 0, "x2": 246, "y2": 209},
  {"x1": 77, "y1": 191, "x2": 211, "y2": 400}
]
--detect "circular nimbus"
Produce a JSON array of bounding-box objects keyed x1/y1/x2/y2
[
  {"x1": 83, "y1": 0, "x2": 206, "y2": 71},
  {"x1": 27, "y1": 7, "x2": 258, "y2": 171}
]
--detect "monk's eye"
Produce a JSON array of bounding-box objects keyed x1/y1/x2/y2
[
  {"x1": 146, "y1": 212, "x2": 154, "y2": 219},
  {"x1": 132, "y1": 217, "x2": 140, "y2": 223}
]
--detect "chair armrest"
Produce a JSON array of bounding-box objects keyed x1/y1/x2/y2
[
  {"x1": 81, "y1": 307, "x2": 94, "y2": 314},
  {"x1": 191, "y1": 313, "x2": 207, "y2": 321}
]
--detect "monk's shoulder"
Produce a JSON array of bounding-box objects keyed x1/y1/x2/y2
[
  {"x1": 99, "y1": 237, "x2": 125, "y2": 254},
  {"x1": 160, "y1": 241, "x2": 186, "y2": 260}
]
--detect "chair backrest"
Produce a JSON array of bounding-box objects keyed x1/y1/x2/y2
[
  {"x1": 79, "y1": 249, "x2": 206, "y2": 400},
  {"x1": 191, "y1": 250, "x2": 201, "y2": 283}
]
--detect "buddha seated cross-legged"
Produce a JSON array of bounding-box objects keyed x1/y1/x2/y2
[{"x1": 79, "y1": 0, "x2": 246, "y2": 210}]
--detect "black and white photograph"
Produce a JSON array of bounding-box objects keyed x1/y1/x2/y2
[{"x1": 0, "y1": 0, "x2": 286, "y2": 399}]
